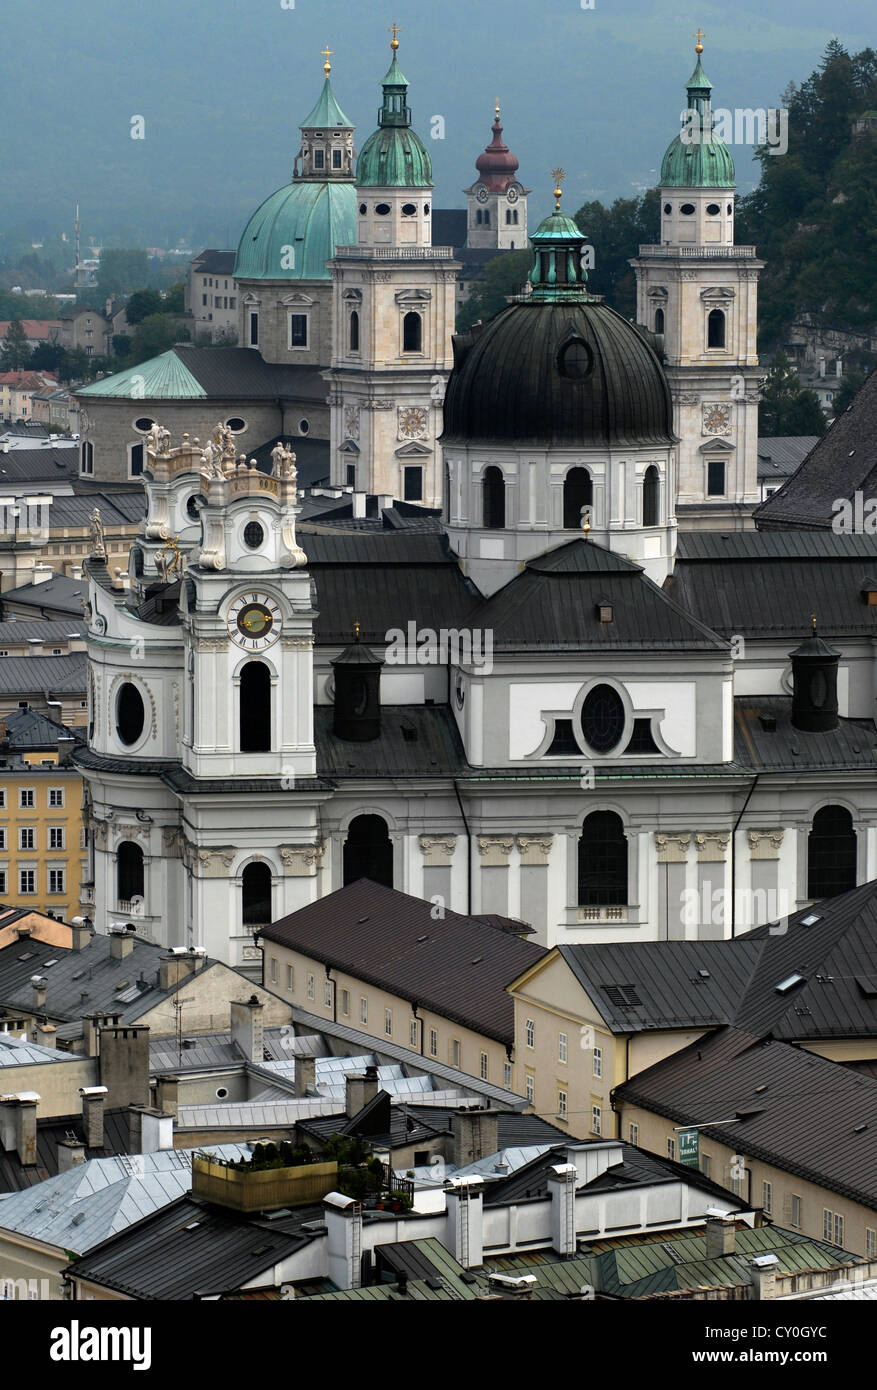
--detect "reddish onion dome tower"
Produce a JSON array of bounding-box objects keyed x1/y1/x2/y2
[{"x1": 464, "y1": 103, "x2": 530, "y2": 249}]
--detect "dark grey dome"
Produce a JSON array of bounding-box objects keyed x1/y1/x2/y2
[{"x1": 441, "y1": 300, "x2": 674, "y2": 449}]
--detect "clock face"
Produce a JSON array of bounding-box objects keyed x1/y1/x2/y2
[
  {"x1": 507, "y1": 185, "x2": 519, "y2": 203},
  {"x1": 226, "y1": 591, "x2": 282, "y2": 650},
  {"x1": 475, "y1": 185, "x2": 489, "y2": 203},
  {"x1": 703, "y1": 402, "x2": 731, "y2": 434},
  {"x1": 398, "y1": 406, "x2": 428, "y2": 439}
]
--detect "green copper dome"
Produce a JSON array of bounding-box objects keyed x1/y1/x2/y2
[
  {"x1": 527, "y1": 199, "x2": 595, "y2": 302},
  {"x1": 300, "y1": 75, "x2": 354, "y2": 130},
  {"x1": 356, "y1": 43, "x2": 433, "y2": 188},
  {"x1": 234, "y1": 180, "x2": 357, "y2": 281},
  {"x1": 661, "y1": 50, "x2": 735, "y2": 188}
]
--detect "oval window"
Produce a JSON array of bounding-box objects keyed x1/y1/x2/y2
[
  {"x1": 216, "y1": 1087, "x2": 229, "y2": 1100},
  {"x1": 243, "y1": 521, "x2": 264, "y2": 549},
  {"x1": 680, "y1": 202, "x2": 696, "y2": 215},
  {"x1": 134, "y1": 417, "x2": 154, "y2": 433},
  {"x1": 558, "y1": 338, "x2": 594, "y2": 380},
  {"x1": 663, "y1": 203, "x2": 672, "y2": 215},
  {"x1": 401, "y1": 202, "x2": 417, "y2": 217},
  {"x1": 226, "y1": 417, "x2": 246, "y2": 432},
  {"x1": 581, "y1": 684, "x2": 625, "y2": 753},
  {"x1": 706, "y1": 202, "x2": 721, "y2": 215},
  {"x1": 423, "y1": 203, "x2": 430, "y2": 215},
  {"x1": 375, "y1": 202, "x2": 391, "y2": 216},
  {"x1": 727, "y1": 203, "x2": 733, "y2": 214},
  {"x1": 299, "y1": 419, "x2": 310, "y2": 436},
  {"x1": 116, "y1": 682, "x2": 145, "y2": 746},
  {"x1": 359, "y1": 203, "x2": 367, "y2": 215}
]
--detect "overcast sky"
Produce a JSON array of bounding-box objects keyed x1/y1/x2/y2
[{"x1": 1, "y1": 0, "x2": 871, "y2": 248}]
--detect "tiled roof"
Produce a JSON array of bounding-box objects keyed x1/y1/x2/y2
[{"x1": 259, "y1": 879, "x2": 545, "y2": 1046}]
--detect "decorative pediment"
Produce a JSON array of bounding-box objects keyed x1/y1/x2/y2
[
  {"x1": 647, "y1": 286, "x2": 668, "y2": 299},
  {"x1": 395, "y1": 440, "x2": 432, "y2": 457},
  {"x1": 700, "y1": 287, "x2": 736, "y2": 302},
  {"x1": 339, "y1": 439, "x2": 360, "y2": 453},
  {"x1": 394, "y1": 288, "x2": 432, "y2": 306},
  {"x1": 342, "y1": 288, "x2": 363, "y2": 302},
  {"x1": 697, "y1": 438, "x2": 736, "y2": 453},
  {"x1": 279, "y1": 292, "x2": 315, "y2": 307},
  {"x1": 241, "y1": 292, "x2": 261, "y2": 305}
]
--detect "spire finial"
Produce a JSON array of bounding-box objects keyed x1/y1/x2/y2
[
  {"x1": 322, "y1": 45, "x2": 333, "y2": 76},
  {"x1": 694, "y1": 27, "x2": 705, "y2": 54},
  {"x1": 811, "y1": 612, "x2": 817, "y2": 632},
  {"x1": 581, "y1": 506, "x2": 591, "y2": 539},
  {"x1": 495, "y1": 97, "x2": 501, "y2": 121},
  {"x1": 354, "y1": 619, "x2": 361, "y2": 641},
  {"x1": 389, "y1": 21, "x2": 400, "y2": 51},
  {"x1": 551, "y1": 167, "x2": 566, "y2": 211}
]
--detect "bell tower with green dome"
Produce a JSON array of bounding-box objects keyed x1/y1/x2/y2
[
  {"x1": 325, "y1": 30, "x2": 460, "y2": 509},
  {"x1": 234, "y1": 51, "x2": 358, "y2": 369},
  {"x1": 632, "y1": 35, "x2": 764, "y2": 530}
]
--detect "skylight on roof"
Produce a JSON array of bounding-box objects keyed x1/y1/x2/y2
[
  {"x1": 42, "y1": 959, "x2": 58, "y2": 968},
  {"x1": 775, "y1": 973, "x2": 805, "y2": 994},
  {"x1": 800, "y1": 914, "x2": 821, "y2": 927}
]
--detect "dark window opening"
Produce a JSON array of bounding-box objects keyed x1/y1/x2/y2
[
  {"x1": 707, "y1": 309, "x2": 726, "y2": 348},
  {"x1": 643, "y1": 465, "x2": 660, "y2": 527},
  {"x1": 240, "y1": 661, "x2": 271, "y2": 753},
  {"x1": 706, "y1": 202, "x2": 721, "y2": 215},
  {"x1": 243, "y1": 521, "x2": 264, "y2": 549},
  {"x1": 482, "y1": 465, "x2": 505, "y2": 529},
  {"x1": 581, "y1": 684, "x2": 625, "y2": 753},
  {"x1": 623, "y1": 719, "x2": 661, "y2": 755},
  {"x1": 349, "y1": 310, "x2": 360, "y2": 352},
  {"x1": 558, "y1": 339, "x2": 593, "y2": 380},
  {"x1": 707, "y1": 459, "x2": 726, "y2": 496},
  {"x1": 332, "y1": 149, "x2": 342, "y2": 169},
  {"x1": 116, "y1": 683, "x2": 145, "y2": 746},
  {"x1": 248, "y1": 312, "x2": 259, "y2": 347},
  {"x1": 313, "y1": 149, "x2": 325, "y2": 169},
  {"x1": 563, "y1": 466, "x2": 593, "y2": 529},
  {"x1": 289, "y1": 314, "x2": 308, "y2": 348},
  {"x1": 129, "y1": 443, "x2": 143, "y2": 476},
  {"x1": 117, "y1": 841, "x2": 144, "y2": 901},
  {"x1": 403, "y1": 466, "x2": 422, "y2": 501},
  {"x1": 402, "y1": 312, "x2": 422, "y2": 353},
  {"x1": 242, "y1": 861, "x2": 272, "y2": 927},
  {"x1": 343, "y1": 814, "x2": 393, "y2": 889},
  {"x1": 359, "y1": 203, "x2": 367, "y2": 215},
  {"x1": 401, "y1": 202, "x2": 417, "y2": 217},
  {"x1": 578, "y1": 811, "x2": 628, "y2": 906},
  {"x1": 546, "y1": 719, "x2": 580, "y2": 756},
  {"x1": 663, "y1": 202, "x2": 672, "y2": 214},
  {"x1": 375, "y1": 203, "x2": 391, "y2": 216},
  {"x1": 346, "y1": 463, "x2": 356, "y2": 487},
  {"x1": 186, "y1": 496, "x2": 201, "y2": 521},
  {"x1": 134, "y1": 417, "x2": 154, "y2": 433},
  {"x1": 226, "y1": 417, "x2": 246, "y2": 432},
  {"x1": 808, "y1": 805, "x2": 857, "y2": 899},
  {"x1": 680, "y1": 202, "x2": 696, "y2": 215},
  {"x1": 654, "y1": 307, "x2": 665, "y2": 335}
]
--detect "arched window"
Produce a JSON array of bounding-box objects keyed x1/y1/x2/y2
[
  {"x1": 482, "y1": 466, "x2": 505, "y2": 529},
  {"x1": 343, "y1": 814, "x2": 393, "y2": 888},
  {"x1": 654, "y1": 307, "x2": 665, "y2": 335},
  {"x1": 349, "y1": 310, "x2": 359, "y2": 352},
  {"x1": 242, "y1": 862, "x2": 272, "y2": 927},
  {"x1": 643, "y1": 465, "x2": 660, "y2": 527},
  {"x1": 563, "y1": 467, "x2": 593, "y2": 529},
  {"x1": 117, "y1": 841, "x2": 144, "y2": 903},
  {"x1": 240, "y1": 661, "x2": 271, "y2": 752},
  {"x1": 402, "y1": 311, "x2": 422, "y2": 353},
  {"x1": 707, "y1": 309, "x2": 726, "y2": 349},
  {"x1": 80, "y1": 441, "x2": 93, "y2": 475},
  {"x1": 807, "y1": 806, "x2": 857, "y2": 899},
  {"x1": 578, "y1": 812, "x2": 628, "y2": 906}
]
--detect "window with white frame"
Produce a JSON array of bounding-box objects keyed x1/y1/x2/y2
[
  {"x1": 286, "y1": 963, "x2": 294, "y2": 991},
  {"x1": 480, "y1": 1051, "x2": 488, "y2": 1081},
  {"x1": 593, "y1": 1046, "x2": 603, "y2": 1078},
  {"x1": 525, "y1": 1073, "x2": 534, "y2": 1104},
  {"x1": 450, "y1": 1039, "x2": 461, "y2": 1068},
  {"x1": 591, "y1": 1105, "x2": 601, "y2": 1134},
  {"x1": 823, "y1": 1210, "x2": 844, "y2": 1247},
  {"x1": 307, "y1": 973, "x2": 315, "y2": 1000},
  {"x1": 504, "y1": 1062, "x2": 513, "y2": 1089},
  {"x1": 324, "y1": 980, "x2": 332, "y2": 1009},
  {"x1": 0, "y1": 871, "x2": 6, "y2": 894},
  {"x1": 409, "y1": 1018, "x2": 418, "y2": 1048},
  {"x1": 49, "y1": 827, "x2": 64, "y2": 850},
  {"x1": 629, "y1": 1122, "x2": 639, "y2": 1145},
  {"x1": 19, "y1": 828, "x2": 35, "y2": 851},
  {"x1": 558, "y1": 1090, "x2": 568, "y2": 1120},
  {"x1": 270, "y1": 957, "x2": 277, "y2": 983},
  {"x1": 762, "y1": 1180, "x2": 772, "y2": 1214},
  {"x1": 48, "y1": 869, "x2": 65, "y2": 893},
  {"x1": 288, "y1": 313, "x2": 309, "y2": 349},
  {"x1": 525, "y1": 1018, "x2": 535, "y2": 1048},
  {"x1": 429, "y1": 1027, "x2": 437, "y2": 1057},
  {"x1": 667, "y1": 1136, "x2": 676, "y2": 1160},
  {"x1": 790, "y1": 1194, "x2": 802, "y2": 1227},
  {"x1": 867, "y1": 1228, "x2": 876, "y2": 1259},
  {"x1": 558, "y1": 1031, "x2": 567, "y2": 1063},
  {"x1": 19, "y1": 869, "x2": 35, "y2": 894},
  {"x1": 0, "y1": 830, "x2": 5, "y2": 851},
  {"x1": 360, "y1": 997, "x2": 368, "y2": 1024},
  {"x1": 48, "y1": 789, "x2": 65, "y2": 808},
  {"x1": 341, "y1": 988, "x2": 349, "y2": 1016},
  {"x1": 0, "y1": 790, "x2": 5, "y2": 808},
  {"x1": 19, "y1": 789, "x2": 35, "y2": 809},
  {"x1": 384, "y1": 1008, "x2": 393, "y2": 1037}
]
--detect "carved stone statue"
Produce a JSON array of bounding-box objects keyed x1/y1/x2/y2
[
  {"x1": 146, "y1": 423, "x2": 162, "y2": 454},
  {"x1": 158, "y1": 425, "x2": 171, "y2": 454},
  {"x1": 270, "y1": 442, "x2": 286, "y2": 477},
  {"x1": 200, "y1": 439, "x2": 223, "y2": 479},
  {"x1": 89, "y1": 507, "x2": 106, "y2": 561}
]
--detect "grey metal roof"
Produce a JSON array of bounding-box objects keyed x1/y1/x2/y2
[
  {"x1": 757, "y1": 436, "x2": 820, "y2": 478},
  {"x1": 735, "y1": 697, "x2": 877, "y2": 772},
  {"x1": 315, "y1": 704, "x2": 468, "y2": 779},
  {"x1": 190, "y1": 249, "x2": 236, "y2": 275},
  {"x1": 676, "y1": 531, "x2": 877, "y2": 562},
  {"x1": 0, "y1": 575, "x2": 84, "y2": 616},
  {"x1": 260, "y1": 879, "x2": 545, "y2": 1046},
  {"x1": 0, "y1": 448, "x2": 77, "y2": 483},
  {"x1": 2, "y1": 707, "x2": 84, "y2": 750},
  {"x1": 0, "y1": 651, "x2": 86, "y2": 694},
  {"x1": 754, "y1": 368, "x2": 877, "y2": 528},
  {"x1": 0, "y1": 1107, "x2": 134, "y2": 1193},
  {"x1": 613, "y1": 1026, "x2": 877, "y2": 1212},
  {"x1": 0, "y1": 620, "x2": 85, "y2": 644},
  {"x1": 0, "y1": 1031, "x2": 83, "y2": 1066}
]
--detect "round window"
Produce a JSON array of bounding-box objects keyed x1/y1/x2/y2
[
  {"x1": 558, "y1": 338, "x2": 594, "y2": 380},
  {"x1": 375, "y1": 202, "x2": 391, "y2": 216},
  {"x1": 581, "y1": 684, "x2": 625, "y2": 753},
  {"x1": 243, "y1": 521, "x2": 264, "y2": 549},
  {"x1": 663, "y1": 202, "x2": 672, "y2": 214},
  {"x1": 134, "y1": 417, "x2": 154, "y2": 433},
  {"x1": 359, "y1": 203, "x2": 367, "y2": 215},
  {"x1": 299, "y1": 419, "x2": 310, "y2": 436},
  {"x1": 401, "y1": 202, "x2": 417, "y2": 217},
  {"x1": 116, "y1": 682, "x2": 145, "y2": 746},
  {"x1": 706, "y1": 202, "x2": 721, "y2": 215},
  {"x1": 680, "y1": 202, "x2": 696, "y2": 215},
  {"x1": 226, "y1": 417, "x2": 246, "y2": 433},
  {"x1": 185, "y1": 495, "x2": 202, "y2": 521},
  {"x1": 216, "y1": 1087, "x2": 229, "y2": 1100}
]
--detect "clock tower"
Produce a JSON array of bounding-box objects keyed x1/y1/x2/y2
[
  {"x1": 325, "y1": 33, "x2": 459, "y2": 509},
  {"x1": 464, "y1": 104, "x2": 530, "y2": 250},
  {"x1": 631, "y1": 39, "x2": 764, "y2": 529}
]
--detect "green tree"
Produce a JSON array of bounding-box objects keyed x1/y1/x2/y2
[
  {"x1": 456, "y1": 248, "x2": 532, "y2": 332},
  {"x1": 0, "y1": 318, "x2": 31, "y2": 369},
  {"x1": 573, "y1": 188, "x2": 660, "y2": 318},
  {"x1": 128, "y1": 313, "x2": 187, "y2": 364},
  {"x1": 112, "y1": 334, "x2": 132, "y2": 359},
  {"x1": 162, "y1": 281, "x2": 186, "y2": 315},
  {"x1": 758, "y1": 352, "x2": 828, "y2": 436},
  {"x1": 831, "y1": 367, "x2": 867, "y2": 416},
  {"x1": 97, "y1": 249, "x2": 149, "y2": 298},
  {"x1": 124, "y1": 289, "x2": 164, "y2": 325}
]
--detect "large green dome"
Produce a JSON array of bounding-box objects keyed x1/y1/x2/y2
[
  {"x1": 661, "y1": 50, "x2": 735, "y2": 188},
  {"x1": 234, "y1": 180, "x2": 357, "y2": 281},
  {"x1": 356, "y1": 44, "x2": 433, "y2": 188}
]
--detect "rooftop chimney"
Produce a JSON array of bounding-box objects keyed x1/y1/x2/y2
[
  {"x1": 82, "y1": 1011, "x2": 121, "y2": 1058},
  {"x1": 445, "y1": 1176, "x2": 485, "y2": 1268},
  {"x1": 452, "y1": 1109, "x2": 500, "y2": 1168},
  {"x1": 0, "y1": 1092, "x2": 39, "y2": 1166},
  {"x1": 158, "y1": 949, "x2": 201, "y2": 992},
  {"x1": 230, "y1": 996, "x2": 265, "y2": 1063},
  {"x1": 129, "y1": 1104, "x2": 173, "y2": 1154},
  {"x1": 79, "y1": 1086, "x2": 108, "y2": 1150},
  {"x1": 30, "y1": 976, "x2": 48, "y2": 1013},
  {"x1": 294, "y1": 1054, "x2": 316, "y2": 1098},
  {"x1": 31, "y1": 563, "x2": 54, "y2": 586},
  {"x1": 750, "y1": 1253, "x2": 779, "y2": 1300},
  {"x1": 109, "y1": 926, "x2": 135, "y2": 960},
  {"x1": 70, "y1": 917, "x2": 93, "y2": 952},
  {"x1": 352, "y1": 491, "x2": 366, "y2": 519},
  {"x1": 152, "y1": 1075, "x2": 178, "y2": 1119},
  {"x1": 346, "y1": 1064, "x2": 380, "y2": 1117},
  {"x1": 97, "y1": 1024, "x2": 150, "y2": 1108},
  {"x1": 57, "y1": 1137, "x2": 86, "y2": 1172},
  {"x1": 705, "y1": 1209, "x2": 737, "y2": 1260},
  {"x1": 35, "y1": 1022, "x2": 56, "y2": 1050}
]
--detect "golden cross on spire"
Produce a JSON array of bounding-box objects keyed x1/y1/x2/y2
[
  {"x1": 495, "y1": 97, "x2": 501, "y2": 120},
  {"x1": 811, "y1": 612, "x2": 818, "y2": 631},
  {"x1": 551, "y1": 167, "x2": 566, "y2": 211},
  {"x1": 389, "y1": 22, "x2": 401, "y2": 50},
  {"x1": 322, "y1": 45, "x2": 333, "y2": 76},
  {"x1": 694, "y1": 27, "x2": 705, "y2": 54},
  {"x1": 354, "y1": 619, "x2": 361, "y2": 639}
]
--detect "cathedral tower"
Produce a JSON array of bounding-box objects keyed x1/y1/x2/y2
[
  {"x1": 464, "y1": 104, "x2": 530, "y2": 250},
  {"x1": 631, "y1": 38, "x2": 763, "y2": 529}
]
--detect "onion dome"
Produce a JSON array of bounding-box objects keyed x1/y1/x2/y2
[
  {"x1": 660, "y1": 38, "x2": 735, "y2": 188},
  {"x1": 441, "y1": 177, "x2": 673, "y2": 449},
  {"x1": 470, "y1": 104, "x2": 524, "y2": 192},
  {"x1": 356, "y1": 35, "x2": 433, "y2": 188}
]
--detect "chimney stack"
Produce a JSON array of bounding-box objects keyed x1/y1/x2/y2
[
  {"x1": 79, "y1": 1086, "x2": 108, "y2": 1150},
  {"x1": 445, "y1": 1176, "x2": 485, "y2": 1268},
  {"x1": 452, "y1": 1109, "x2": 500, "y2": 1168},
  {"x1": 152, "y1": 1075, "x2": 179, "y2": 1119},
  {"x1": 750, "y1": 1253, "x2": 779, "y2": 1300},
  {"x1": 57, "y1": 1137, "x2": 86, "y2": 1172},
  {"x1": 97, "y1": 1024, "x2": 150, "y2": 1108},
  {"x1": 295, "y1": 1055, "x2": 316, "y2": 1098},
  {"x1": 129, "y1": 1103, "x2": 173, "y2": 1154},
  {"x1": 109, "y1": 926, "x2": 135, "y2": 960},
  {"x1": 346, "y1": 1064, "x2": 380, "y2": 1117},
  {"x1": 30, "y1": 975, "x2": 48, "y2": 1012},
  {"x1": 159, "y1": 948, "x2": 202, "y2": 992},
  {"x1": 230, "y1": 996, "x2": 265, "y2": 1063},
  {"x1": 70, "y1": 917, "x2": 93, "y2": 952},
  {"x1": 352, "y1": 491, "x2": 366, "y2": 519},
  {"x1": 0, "y1": 1092, "x2": 39, "y2": 1166},
  {"x1": 31, "y1": 563, "x2": 54, "y2": 585},
  {"x1": 547, "y1": 1163, "x2": 579, "y2": 1256},
  {"x1": 82, "y1": 1012, "x2": 121, "y2": 1058},
  {"x1": 35, "y1": 1023, "x2": 56, "y2": 1050},
  {"x1": 705, "y1": 1209, "x2": 738, "y2": 1260}
]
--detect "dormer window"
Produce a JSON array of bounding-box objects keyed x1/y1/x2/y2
[{"x1": 596, "y1": 601, "x2": 613, "y2": 624}]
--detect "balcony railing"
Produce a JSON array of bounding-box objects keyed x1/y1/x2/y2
[
  {"x1": 636, "y1": 244, "x2": 758, "y2": 258},
  {"x1": 333, "y1": 244, "x2": 456, "y2": 260}
]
